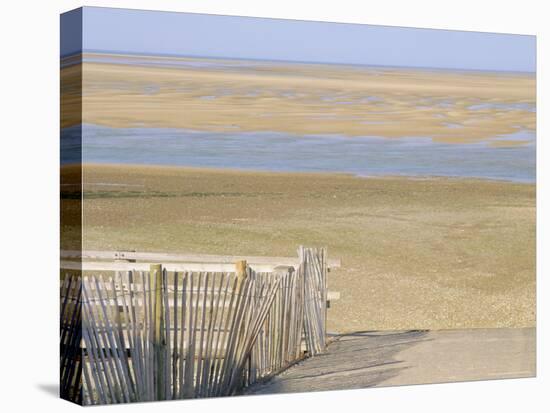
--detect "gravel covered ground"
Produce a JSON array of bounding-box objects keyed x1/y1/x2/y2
[{"x1": 65, "y1": 164, "x2": 536, "y2": 332}]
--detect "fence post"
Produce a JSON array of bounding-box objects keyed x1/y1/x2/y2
[
  {"x1": 298, "y1": 246, "x2": 328, "y2": 355},
  {"x1": 235, "y1": 259, "x2": 247, "y2": 292},
  {"x1": 151, "y1": 263, "x2": 165, "y2": 400},
  {"x1": 234, "y1": 259, "x2": 248, "y2": 387},
  {"x1": 235, "y1": 260, "x2": 247, "y2": 278}
]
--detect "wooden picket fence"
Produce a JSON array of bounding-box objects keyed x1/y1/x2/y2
[{"x1": 60, "y1": 247, "x2": 330, "y2": 405}]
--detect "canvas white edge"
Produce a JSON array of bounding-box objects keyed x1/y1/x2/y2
[{"x1": 0, "y1": 0, "x2": 546, "y2": 412}]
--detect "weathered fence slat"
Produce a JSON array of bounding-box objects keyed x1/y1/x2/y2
[{"x1": 60, "y1": 273, "x2": 83, "y2": 403}]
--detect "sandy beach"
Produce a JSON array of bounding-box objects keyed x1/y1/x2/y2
[
  {"x1": 62, "y1": 163, "x2": 536, "y2": 332},
  {"x1": 62, "y1": 55, "x2": 537, "y2": 145}
]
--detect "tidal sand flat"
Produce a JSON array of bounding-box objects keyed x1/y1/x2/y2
[
  {"x1": 63, "y1": 54, "x2": 536, "y2": 145},
  {"x1": 74, "y1": 164, "x2": 536, "y2": 333}
]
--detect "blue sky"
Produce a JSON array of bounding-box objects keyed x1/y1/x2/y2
[{"x1": 61, "y1": 6, "x2": 536, "y2": 72}]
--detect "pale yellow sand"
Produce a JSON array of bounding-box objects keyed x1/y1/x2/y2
[
  {"x1": 61, "y1": 164, "x2": 536, "y2": 332},
  {"x1": 61, "y1": 55, "x2": 536, "y2": 145}
]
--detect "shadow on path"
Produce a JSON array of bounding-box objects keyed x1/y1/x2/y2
[{"x1": 245, "y1": 330, "x2": 429, "y2": 395}]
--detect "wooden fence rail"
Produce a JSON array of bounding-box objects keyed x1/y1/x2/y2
[
  {"x1": 60, "y1": 247, "x2": 329, "y2": 405},
  {"x1": 60, "y1": 249, "x2": 341, "y2": 273}
]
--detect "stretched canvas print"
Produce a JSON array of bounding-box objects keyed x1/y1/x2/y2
[{"x1": 60, "y1": 6, "x2": 536, "y2": 405}]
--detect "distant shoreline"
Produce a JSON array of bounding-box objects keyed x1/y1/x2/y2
[
  {"x1": 60, "y1": 162, "x2": 537, "y2": 186},
  {"x1": 61, "y1": 50, "x2": 537, "y2": 77}
]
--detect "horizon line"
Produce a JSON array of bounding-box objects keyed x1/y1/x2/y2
[{"x1": 60, "y1": 49, "x2": 536, "y2": 75}]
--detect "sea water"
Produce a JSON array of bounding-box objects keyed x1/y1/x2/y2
[{"x1": 61, "y1": 124, "x2": 535, "y2": 183}]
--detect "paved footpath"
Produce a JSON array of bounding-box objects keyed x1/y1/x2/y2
[{"x1": 245, "y1": 328, "x2": 535, "y2": 395}]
